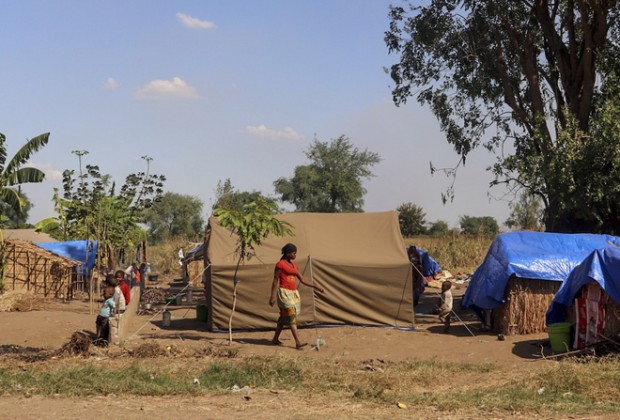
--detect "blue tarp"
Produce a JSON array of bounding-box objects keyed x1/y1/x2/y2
[
  {"x1": 547, "y1": 247, "x2": 620, "y2": 324},
  {"x1": 35, "y1": 240, "x2": 98, "y2": 276},
  {"x1": 417, "y1": 248, "x2": 441, "y2": 277},
  {"x1": 461, "y1": 232, "x2": 620, "y2": 310}
]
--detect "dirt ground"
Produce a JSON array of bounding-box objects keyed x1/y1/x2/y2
[{"x1": 0, "y1": 283, "x2": 555, "y2": 419}]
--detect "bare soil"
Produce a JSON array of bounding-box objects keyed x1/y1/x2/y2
[{"x1": 0, "y1": 283, "x2": 556, "y2": 419}]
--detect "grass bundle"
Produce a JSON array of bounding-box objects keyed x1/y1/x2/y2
[
  {"x1": 605, "y1": 298, "x2": 620, "y2": 339},
  {"x1": 492, "y1": 276, "x2": 561, "y2": 335}
]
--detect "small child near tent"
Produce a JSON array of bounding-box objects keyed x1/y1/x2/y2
[
  {"x1": 95, "y1": 286, "x2": 116, "y2": 347},
  {"x1": 437, "y1": 281, "x2": 453, "y2": 333}
]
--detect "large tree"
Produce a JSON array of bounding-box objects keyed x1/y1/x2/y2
[
  {"x1": 504, "y1": 190, "x2": 544, "y2": 231},
  {"x1": 385, "y1": 1, "x2": 620, "y2": 233},
  {"x1": 459, "y1": 215, "x2": 499, "y2": 236},
  {"x1": 212, "y1": 178, "x2": 278, "y2": 212},
  {"x1": 144, "y1": 192, "x2": 204, "y2": 243},
  {"x1": 274, "y1": 135, "x2": 381, "y2": 212},
  {"x1": 397, "y1": 202, "x2": 427, "y2": 236}
]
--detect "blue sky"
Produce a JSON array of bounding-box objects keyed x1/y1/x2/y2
[{"x1": 0, "y1": 1, "x2": 511, "y2": 228}]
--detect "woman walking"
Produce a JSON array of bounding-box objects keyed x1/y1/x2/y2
[{"x1": 269, "y1": 243, "x2": 324, "y2": 349}]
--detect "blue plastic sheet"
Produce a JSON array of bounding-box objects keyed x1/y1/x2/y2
[
  {"x1": 417, "y1": 248, "x2": 441, "y2": 277},
  {"x1": 547, "y1": 246, "x2": 620, "y2": 324},
  {"x1": 36, "y1": 240, "x2": 98, "y2": 276},
  {"x1": 461, "y1": 232, "x2": 620, "y2": 310}
]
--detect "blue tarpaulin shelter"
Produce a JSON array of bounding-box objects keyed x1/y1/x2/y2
[
  {"x1": 547, "y1": 247, "x2": 620, "y2": 324},
  {"x1": 36, "y1": 240, "x2": 98, "y2": 276},
  {"x1": 417, "y1": 248, "x2": 441, "y2": 277},
  {"x1": 462, "y1": 232, "x2": 620, "y2": 310}
]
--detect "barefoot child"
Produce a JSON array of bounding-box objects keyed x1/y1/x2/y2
[
  {"x1": 95, "y1": 286, "x2": 116, "y2": 347},
  {"x1": 438, "y1": 281, "x2": 453, "y2": 333}
]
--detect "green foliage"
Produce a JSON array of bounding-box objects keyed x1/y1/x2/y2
[
  {"x1": 505, "y1": 191, "x2": 544, "y2": 231},
  {"x1": 213, "y1": 178, "x2": 278, "y2": 212},
  {"x1": 397, "y1": 202, "x2": 427, "y2": 236},
  {"x1": 385, "y1": 2, "x2": 620, "y2": 232},
  {"x1": 0, "y1": 132, "x2": 49, "y2": 218},
  {"x1": 143, "y1": 192, "x2": 204, "y2": 243},
  {"x1": 274, "y1": 135, "x2": 381, "y2": 212},
  {"x1": 213, "y1": 199, "x2": 292, "y2": 260},
  {"x1": 427, "y1": 220, "x2": 449, "y2": 236},
  {"x1": 36, "y1": 154, "x2": 165, "y2": 268},
  {"x1": 459, "y1": 215, "x2": 499, "y2": 236},
  {"x1": 0, "y1": 193, "x2": 32, "y2": 228}
]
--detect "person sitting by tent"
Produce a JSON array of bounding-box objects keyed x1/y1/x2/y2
[{"x1": 269, "y1": 243, "x2": 325, "y2": 350}]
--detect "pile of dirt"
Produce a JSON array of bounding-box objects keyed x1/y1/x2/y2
[
  {"x1": 132, "y1": 342, "x2": 167, "y2": 358},
  {"x1": 60, "y1": 331, "x2": 92, "y2": 356}
]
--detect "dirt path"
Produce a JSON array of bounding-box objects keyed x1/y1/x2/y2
[{"x1": 0, "y1": 286, "x2": 556, "y2": 419}]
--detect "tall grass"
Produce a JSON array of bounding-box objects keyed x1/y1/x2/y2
[
  {"x1": 148, "y1": 237, "x2": 201, "y2": 277},
  {"x1": 404, "y1": 233, "x2": 494, "y2": 273}
]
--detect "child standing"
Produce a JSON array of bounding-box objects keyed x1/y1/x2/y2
[
  {"x1": 107, "y1": 275, "x2": 126, "y2": 345},
  {"x1": 438, "y1": 281, "x2": 453, "y2": 333},
  {"x1": 95, "y1": 286, "x2": 116, "y2": 347}
]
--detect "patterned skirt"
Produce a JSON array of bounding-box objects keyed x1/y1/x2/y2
[{"x1": 277, "y1": 288, "x2": 301, "y2": 325}]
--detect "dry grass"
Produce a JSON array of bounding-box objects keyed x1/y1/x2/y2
[
  {"x1": 493, "y1": 277, "x2": 562, "y2": 335},
  {"x1": 404, "y1": 234, "x2": 493, "y2": 274},
  {"x1": 0, "y1": 291, "x2": 47, "y2": 312},
  {"x1": 2, "y1": 352, "x2": 620, "y2": 417},
  {"x1": 149, "y1": 237, "x2": 201, "y2": 277}
]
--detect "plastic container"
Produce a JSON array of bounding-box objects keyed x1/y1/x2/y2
[
  {"x1": 196, "y1": 304, "x2": 208, "y2": 322},
  {"x1": 162, "y1": 309, "x2": 171, "y2": 327},
  {"x1": 548, "y1": 322, "x2": 572, "y2": 353}
]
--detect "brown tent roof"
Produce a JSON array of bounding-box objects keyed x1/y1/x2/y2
[{"x1": 205, "y1": 211, "x2": 414, "y2": 330}]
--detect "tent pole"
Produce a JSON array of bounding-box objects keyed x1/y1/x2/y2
[{"x1": 307, "y1": 255, "x2": 321, "y2": 349}]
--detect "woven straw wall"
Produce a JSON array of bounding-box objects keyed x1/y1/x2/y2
[{"x1": 492, "y1": 276, "x2": 562, "y2": 335}]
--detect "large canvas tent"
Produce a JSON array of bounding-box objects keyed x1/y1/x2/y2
[
  {"x1": 462, "y1": 232, "x2": 620, "y2": 335},
  {"x1": 203, "y1": 211, "x2": 414, "y2": 331}
]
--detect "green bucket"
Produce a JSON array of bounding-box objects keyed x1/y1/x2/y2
[
  {"x1": 196, "y1": 304, "x2": 208, "y2": 322},
  {"x1": 548, "y1": 322, "x2": 572, "y2": 353}
]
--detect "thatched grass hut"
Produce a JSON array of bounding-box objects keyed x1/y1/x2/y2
[
  {"x1": 463, "y1": 232, "x2": 620, "y2": 336},
  {"x1": 2, "y1": 239, "x2": 83, "y2": 299}
]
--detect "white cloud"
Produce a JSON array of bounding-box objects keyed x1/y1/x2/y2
[
  {"x1": 177, "y1": 13, "x2": 217, "y2": 29},
  {"x1": 104, "y1": 77, "x2": 119, "y2": 90},
  {"x1": 26, "y1": 162, "x2": 63, "y2": 181},
  {"x1": 245, "y1": 125, "x2": 301, "y2": 141},
  {"x1": 135, "y1": 77, "x2": 199, "y2": 100}
]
